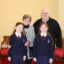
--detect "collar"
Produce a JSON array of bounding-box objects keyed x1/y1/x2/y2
[
  {"x1": 24, "y1": 25, "x2": 29, "y2": 29},
  {"x1": 15, "y1": 32, "x2": 21, "y2": 37},
  {"x1": 40, "y1": 32, "x2": 47, "y2": 37},
  {"x1": 42, "y1": 17, "x2": 49, "y2": 22}
]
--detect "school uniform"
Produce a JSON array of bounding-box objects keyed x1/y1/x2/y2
[
  {"x1": 33, "y1": 33, "x2": 54, "y2": 64},
  {"x1": 8, "y1": 32, "x2": 27, "y2": 64}
]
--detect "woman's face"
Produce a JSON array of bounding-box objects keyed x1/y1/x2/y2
[
  {"x1": 15, "y1": 24, "x2": 23, "y2": 33},
  {"x1": 23, "y1": 18, "x2": 30, "y2": 26},
  {"x1": 40, "y1": 24, "x2": 48, "y2": 33}
]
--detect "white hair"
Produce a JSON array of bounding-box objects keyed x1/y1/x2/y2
[{"x1": 41, "y1": 8, "x2": 50, "y2": 15}]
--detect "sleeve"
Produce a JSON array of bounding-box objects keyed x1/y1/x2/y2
[
  {"x1": 55, "y1": 22, "x2": 62, "y2": 48},
  {"x1": 23, "y1": 35, "x2": 27, "y2": 44},
  {"x1": 23, "y1": 35, "x2": 27, "y2": 56},
  {"x1": 8, "y1": 36, "x2": 13, "y2": 57},
  {"x1": 33, "y1": 22, "x2": 37, "y2": 34},
  {"x1": 33, "y1": 36, "x2": 38, "y2": 58},
  {"x1": 8, "y1": 49, "x2": 12, "y2": 57},
  {"x1": 28, "y1": 26, "x2": 35, "y2": 47},
  {"x1": 33, "y1": 21, "x2": 39, "y2": 35},
  {"x1": 24, "y1": 46, "x2": 27, "y2": 56},
  {"x1": 49, "y1": 37, "x2": 54, "y2": 58}
]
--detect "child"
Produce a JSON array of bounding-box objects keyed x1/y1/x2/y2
[
  {"x1": 23, "y1": 14, "x2": 35, "y2": 64},
  {"x1": 33, "y1": 22, "x2": 54, "y2": 64},
  {"x1": 8, "y1": 22, "x2": 27, "y2": 64}
]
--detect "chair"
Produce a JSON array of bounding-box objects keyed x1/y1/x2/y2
[{"x1": 0, "y1": 36, "x2": 10, "y2": 64}]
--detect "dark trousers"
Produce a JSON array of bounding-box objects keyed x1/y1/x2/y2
[
  {"x1": 25, "y1": 59, "x2": 32, "y2": 64},
  {"x1": 10, "y1": 55, "x2": 24, "y2": 64},
  {"x1": 35, "y1": 56, "x2": 49, "y2": 64}
]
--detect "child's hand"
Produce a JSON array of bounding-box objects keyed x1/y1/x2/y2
[
  {"x1": 24, "y1": 41, "x2": 30, "y2": 46},
  {"x1": 49, "y1": 58, "x2": 53, "y2": 64},
  {"x1": 8, "y1": 57, "x2": 11, "y2": 62},
  {"x1": 8, "y1": 45, "x2": 11, "y2": 49},
  {"x1": 33, "y1": 58, "x2": 37, "y2": 62},
  {"x1": 23, "y1": 56, "x2": 26, "y2": 61}
]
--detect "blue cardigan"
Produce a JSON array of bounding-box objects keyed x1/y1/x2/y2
[
  {"x1": 8, "y1": 33, "x2": 27, "y2": 57},
  {"x1": 33, "y1": 34, "x2": 54, "y2": 58}
]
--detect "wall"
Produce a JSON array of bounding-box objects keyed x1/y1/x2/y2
[
  {"x1": 0, "y1": 0, "x2": 59, "y2": 48},
  {"x1": 58, "y1": 0, "x2": 64, "y2": 38}
]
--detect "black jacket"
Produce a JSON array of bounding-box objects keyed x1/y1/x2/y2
[{"x1": 33, "y1": 17, "x2": 62, "y2": 48}]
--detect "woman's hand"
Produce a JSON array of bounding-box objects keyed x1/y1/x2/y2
[
  {"x1": 24, "y1": 41, "x2": 30, "y2": 46},
  {"x1": 8, "y1": 57, "x2": 11, "y2": 62},
  {"x1": 49, "y1": 58, "x2": 53, "y2": 64},
  {"x1": 33, "y1": 58, "x2": 37, "y2": 62}
]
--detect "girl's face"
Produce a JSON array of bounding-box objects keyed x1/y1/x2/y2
[
  {"x1": 15, "y1": 25, "x2": 23, "y2": 33},
  {"x1": 40, "y1": 24, "x2": 48, "y2": 33},
  {"x1": 23, "y1": 18, "x2": 30, "y2": 26}
]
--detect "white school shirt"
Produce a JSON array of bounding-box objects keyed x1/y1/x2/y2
[
  {"x1": 15, "y1": 32, "x2": 21, "y2": 37},
  {"x1": 40, "y1": 32, "x2": 47, "y2": 37}
]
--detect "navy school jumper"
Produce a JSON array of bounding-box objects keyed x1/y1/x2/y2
[
  {"x1": 33, "y1": 33, "x2": 54, "y2": 63},
  {"x1": 8, "y1": 33, "x2": 27, "y2": 64}
]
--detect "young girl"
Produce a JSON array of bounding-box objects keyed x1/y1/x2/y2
[
  {"x1": 33, "y1": 22, "x2": 54, "y2": 64},
  {"x1": 8, "y1": 22, "x2": 27, "y2": 64},
  {"x1": 23, "y1": 14, "x2": 35, "y2": 64}
]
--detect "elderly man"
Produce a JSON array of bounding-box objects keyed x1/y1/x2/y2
[{"x1": 33, "y1": 8, "x2": 62, "y2": 48}]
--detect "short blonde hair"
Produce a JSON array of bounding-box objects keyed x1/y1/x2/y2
[{"x1": 22, "y1": 14, "x2": 32, "y2": 21}]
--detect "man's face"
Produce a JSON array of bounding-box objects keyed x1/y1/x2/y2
[{"x1": 41, "y1": 9, "x2": 49, "y2": 20}]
